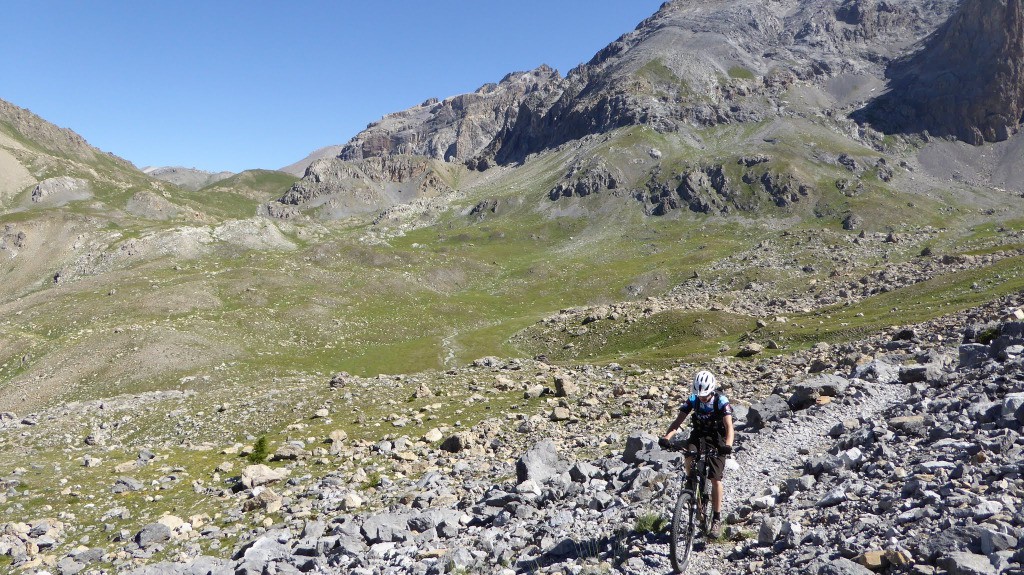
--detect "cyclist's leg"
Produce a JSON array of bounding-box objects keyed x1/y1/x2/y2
[
  {"x1": 707, "y1": 449, "x2": 726, "y2": 513},
  {"x1": 683, "y1": 436, "x2": 700, "y2": 479},
  {"x1": 711, "y1": 479, "x2": 723, "y2": 512}
]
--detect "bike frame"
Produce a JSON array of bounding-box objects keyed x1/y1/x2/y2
[{"x1": 669, "y1": 438, "x2": 718, "y2": 573}]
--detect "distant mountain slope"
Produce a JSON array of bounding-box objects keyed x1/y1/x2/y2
[
  {"x1": 143, "y1": 166, "x2": 234, "y2": 191},
  {"x1": 0, "y1": 99, "x2": 136, "y2": 168},
  {"x1": 338, "y1": 66, "x2": 564, "y2": 166},
  {"x1": 0, "y1": 98, "x2": 164, "y2": 214},
  {"x1": 279, "y1": 144, "x2": 345, "y2": 176}
]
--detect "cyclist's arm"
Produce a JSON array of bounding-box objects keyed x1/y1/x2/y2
[
  {"x1": 722, "y1": 414, "x2": 734, "y2": 448},
  {"x1": 664, "y1": 409, "x2": 690, "y2": 441}
]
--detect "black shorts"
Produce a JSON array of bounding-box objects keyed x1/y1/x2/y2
[{"x1": 686, "y1": 432, "x2": 727, "y2": 481}]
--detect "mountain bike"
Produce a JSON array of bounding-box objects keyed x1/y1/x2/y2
[{"x1": 668, "y1": 438, "x2": 717, "y2": 573}]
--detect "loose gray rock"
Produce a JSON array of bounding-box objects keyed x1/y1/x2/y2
[
  {"x1": 788, "y1": 375, "x2": 850, "y2": 410},
  {"x1": 135, "y1": 523, "x2": 171, "y2": 548},
  {"x1": 748, "y1": 394, "x2": 791, "y2": 429},
  {"x1": 758, "y1": 517, "x2": 783, "y2": 545},
  {"x1": 516, "y1": 440, "x2": 569, "y2": 484},
  {"x1": 939, "y1": 551, "x2": 999, "y2": 575}
]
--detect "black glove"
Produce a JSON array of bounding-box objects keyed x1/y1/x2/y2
[
  {"x1": 658, "y1": 437, "x2": 671, "y2": 449},
  {"x1": 719, "y1": 445, "x2": 733, "y2": 455}
]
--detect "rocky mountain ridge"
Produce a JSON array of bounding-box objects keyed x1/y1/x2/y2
[
  {"x1": 0, "y1": 100, "x2": 136, "y2": 168},
  {"x1": 339, "y1": 0, "x2": 964, "y2": 170},
  {"x1": 142, "y1": 167, "x2": 234, "y2": 192},
  {"x1": 275, "y1": 0, "x2": 980, "y2": 219}
]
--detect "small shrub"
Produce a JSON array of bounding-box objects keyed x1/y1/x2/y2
[
  {"x1": 634, "y1": 512, "x2": 669, "y2": 534},
  {"x1": 361, "y1": 471, "x2": 383, "y2": 491},
  {"x1": 978, "y1": 327, "x2": 1000, "y2": 345},
  {"x1": 248, "y1": 436, "x2": 270, "y2": 464}
]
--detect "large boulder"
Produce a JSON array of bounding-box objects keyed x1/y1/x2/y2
[
  {"x1": 233, "y1": 529, "x2": 293, "y2": 568},
  {"x1": 853, "y1": 360, "x2": 900, "y2": 384},
  {"x1": 134, "y1": 523, "x2": 171, "y2": 548},
  {"x1": 1001, "y1": 392, "x2": 1024, "y2": 426},
  {"x1": 938, "y1": 552, "x2": 999, "y2": 575},
  {"x1": 516, "y1": 440, "x2": 569, "y2": 484},
  {"x1": 240, "y1": 464, "x2": 288, "y2": 489},
  {"x1": 361, "y1": 513, "x2": 412, "y2": 544},
  {"x1": 623, "y1": 433, "x2": 659, "y2": 464},
  {"x1": 812, "y1": 558, "x2": 875, "y2": 575},
  {"x1": 788, "y1": 375, "x2": 851, "y2": 410},
  {"x1": 748, "y1": 394, "x2": 791, "y2": 429},
  {"x1": 959, "y1": 344, "x2": 991, "y2": 369},
  {"x1": 440, "y1": 432, "x2": 475, "y2": 453}
]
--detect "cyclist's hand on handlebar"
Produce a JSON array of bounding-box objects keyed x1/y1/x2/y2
[
  {"x1": 658, "y1": 437, "x2": 671, "y2": 449},
  {"x1": 719, "y1": 445, "x2": 732, "y2": 455}
]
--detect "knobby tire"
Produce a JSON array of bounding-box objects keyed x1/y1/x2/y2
[{"x1": 670, "y1": 486, "x2": 696, "y2": 573}]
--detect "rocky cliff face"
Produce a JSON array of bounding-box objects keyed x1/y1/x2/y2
[
  {"x1": 280, "y1": 0, "x2": 1024, "y2": 220},
  {"x1": 854, "y1": 0, "x2": 1024, "y2": 144},
  {"x1": 266, "y1": 155, "x2": 455, "y2": 219},
  {"x1": 338, "y1": 66, "x2": 564, "y2": 165},
  {"x1": 278, "y1": 0, "x2": 961, "y2": 218}
]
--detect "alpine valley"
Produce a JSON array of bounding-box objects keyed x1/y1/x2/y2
[{"x1": 0, "y1": 1, "x2": 1022, "y2": 574}]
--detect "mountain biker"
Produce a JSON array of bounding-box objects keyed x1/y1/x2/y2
[{"x1": 659, "y1": 370, "x2": 735, "y2": 538}]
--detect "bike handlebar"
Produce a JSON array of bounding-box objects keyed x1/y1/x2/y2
[{"x1": 664, "y1": 442, "x2": 730, "y2": 458}]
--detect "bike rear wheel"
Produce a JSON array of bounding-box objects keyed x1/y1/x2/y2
[{"x1": 670, "y1": 487, "x2": 697, "y2": 573}]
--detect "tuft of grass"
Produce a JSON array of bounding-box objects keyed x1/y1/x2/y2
[
  {"x1": 361, "y1": 471, "x2": 383, "y2": 491},
  {"x1": 635, "y1": 512, "x2": 669, "y2": 533}
]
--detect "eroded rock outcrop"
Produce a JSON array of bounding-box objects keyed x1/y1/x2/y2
[
  {"x1": 339, "y1": 66, "x2": 564, "y2": 164},
  {"x1": 267, "y1": 155, "x2": 454, "y2": 219},
  {"x1": 641, "y1": 162, "x2": 814, "y2": 216},
  {"x1": 547, "y1": 161, "x2": 621, "y2": 200}
]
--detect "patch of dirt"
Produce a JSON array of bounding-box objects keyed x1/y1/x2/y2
[
  {"x1": 212, "y1": 219, "x2": 297, "y2": 252},
  {"x1": 126, "y1": 191, "x2": 180, "y2": 220},
  {"x1": 0, "y1": 325, "x2": 240, "y2": 413},
  {"x1": 823, "y1": 73, "x2": 885, "y2": 107},
  {"x1": 28, "y1": 176, "x2": 92, "y2": 207},
  {"x1": 136, "y1": 282, "x2": 222, "y2": 316},
  {"x1": 918, "y1": 131, "x2": 1024, "y2": 192}
]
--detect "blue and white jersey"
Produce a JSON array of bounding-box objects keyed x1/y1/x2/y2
[{"x1": 679, "y1": 393, "x2": 733, "y2": 435}]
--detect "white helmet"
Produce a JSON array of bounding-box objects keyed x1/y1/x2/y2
[{"x1": 692, "y1": 370, "x2": 717, "y2": 396}]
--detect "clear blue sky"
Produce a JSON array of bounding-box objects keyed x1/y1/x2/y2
[{"x1": 0, "y1": 1, "x2": 664, "y2": 173}]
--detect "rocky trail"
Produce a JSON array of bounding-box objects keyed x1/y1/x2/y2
[{"x1": 685, "y1": 378, "x2": 912, "y2": 575}]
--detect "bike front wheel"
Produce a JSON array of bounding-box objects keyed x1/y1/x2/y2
[
  {"x1": 698, "y1": 479, "x2": 714, "y2": 535},
  {"x1": 670, "y1": 487, "x2": 697, "y2": 573}
]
